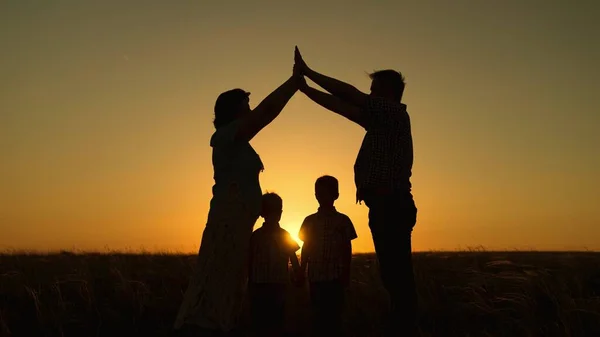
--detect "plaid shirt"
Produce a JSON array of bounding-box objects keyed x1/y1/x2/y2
[
  {"x1": 354, "y1": 97, "x2": 414, "y2": 201},
  {"x1": 299, "y1": 207, "x2": 357, "y2": 282},
  {"x1": 249, "y1": 224, "x2": 300, "y2": 284}
]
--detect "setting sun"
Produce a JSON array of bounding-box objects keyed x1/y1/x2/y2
[
  {"x1": 289, "y1": 232, "x2": 303, "y2": 248},
  {"x1": 1, "y1": 0, "x2": 599, "y2": 254},
  {"x1": 1, "y1": 1, "x2": 599, "y2": 336},
  {"x1": 280, "y1": 221, "x2": 303, "y2": 248}
]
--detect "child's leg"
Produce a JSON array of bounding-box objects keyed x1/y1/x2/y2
[
  {"x1": 271, "y1": 283, "x2": 287, "y2": 337},
  {"x1": 249, "y1": 283, "x2": 269, "y2": 337},
  {"x1": 329, "y1": 280, "x2": 345, "y2": 336},
  {"x1": 309, "y1": 281, "x2": 344, "y2": 337},
  {"x1": 252, "y1": 283, "x2": 286, "y2": 337},
  {"x1": 309, "y1": 282, "x2": 323, "y2": 337}
]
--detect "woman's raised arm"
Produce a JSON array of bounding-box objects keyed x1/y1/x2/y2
[{"x1": 236, "y1": 75, "x2": 301, "y2": 142}]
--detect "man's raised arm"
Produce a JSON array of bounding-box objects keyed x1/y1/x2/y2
[
  {"x1": 295, "y1": 46, "x2": 369, "y2": 107},
  {"x1": 301, "y1": 85, "x2": 367, "y2": 129}
]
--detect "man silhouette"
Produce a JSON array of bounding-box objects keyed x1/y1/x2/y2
[{"x1": 294, "y1": 46, "x2": 418, "y2": 337}]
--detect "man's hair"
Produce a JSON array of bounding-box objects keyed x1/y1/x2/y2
[
  {"x1": 260, "y1": 192, "x2": 282, "y2": 217},
  {"x1": 369, "y1": 69, "x2": 405, "y2": 101},
  {"x1": 315, "y1": 175, "x2": 339, "y2": 195}
]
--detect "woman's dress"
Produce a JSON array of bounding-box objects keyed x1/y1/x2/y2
[{"x1": 174, "y1": 119, "x2": 264, "y2": 332}]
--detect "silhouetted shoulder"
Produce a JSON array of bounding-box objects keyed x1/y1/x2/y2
[
  {"x1": 250, "y1": 227, "x2": 261, "y2": 240},
  {"x1": 335, "y1": 212, "x2": 352, "y2": 222},
  {"x1": 361, "y1": 97, "x2": 408, "y2": 129},
  {"x1": 299, "y1": 213, "x2": 319, "y2": 242},
  {"x1": 334, "y1": 211, "x2": 358, "y2": 241},
  {"x1": 210, "y1": 119, "x2": 244, "y2": 148},
  {"x1": 300, "y1": 213, "x2": 320, "y2": 227},
  {"x1": 277, "y1": 227, "x2": 294, "y2": 240},
  {"x1": 277, "y1": 227, "x2": 301, "y2": 254},
  {"x1": 365, "y1": 96, "x2": 405, "y2": 110}
]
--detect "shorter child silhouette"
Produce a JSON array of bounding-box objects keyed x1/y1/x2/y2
[
  {"x1": 248, "y1": 192, "x2": 301, "y2": 337},
  {"x1": 298, "y1": 175, "x2": 358, "y2": 337}
]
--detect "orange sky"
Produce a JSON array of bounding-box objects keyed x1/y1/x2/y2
[{"x1": 1, "y1": 1, "x2": 599, "y2": 253}]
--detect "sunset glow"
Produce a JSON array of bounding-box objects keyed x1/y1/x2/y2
[{"x1": 1, "y1": 1, "x2": 599, "y2": 253}]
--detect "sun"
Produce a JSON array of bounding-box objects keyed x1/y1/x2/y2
[
  {"x1": 289, "y1": 232, "x2": 303, "y2": 248},
  {"x1": 281, "y1": 220, "x2": 303, "y2": 248}
]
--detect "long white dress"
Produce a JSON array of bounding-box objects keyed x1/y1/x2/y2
[{"x1": 174, "y1": 118, "x2": 263, "y2": 332}]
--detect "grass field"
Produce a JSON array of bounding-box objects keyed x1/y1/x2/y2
[{"x1": 1, "y1": 251, "x2": 600, "y2": 337}]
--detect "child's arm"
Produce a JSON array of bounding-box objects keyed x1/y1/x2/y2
[
  {"x1": 340, "y1": 214, "x2": 358, "y2": 287},
  {"x1": 298, "y1": 217, "x2": 310, "y2": 284},
  {"x1": 290, "y1": 252, "x2": 300, "y2": 274},
  {"x1": 341, "y1": 240, "x2": 352, "y2": 287},
  {"x1": 300, "y1": 244, "x2": 309, "y2": 271},
  {"x1": 300, "y1": 242, "x2": 310, "y2": 274},
  {"x1": 287, "y1": 234, "x2": 301, "y2": 274},
  {"x1": 293, "y1": 243, "x2": 308, "y2": 287}
]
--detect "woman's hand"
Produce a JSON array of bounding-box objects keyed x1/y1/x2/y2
[
  {"x1": 294, "y1": 46, "x2": 308, "y2": 74},
  {"x1": 293, "y1": 47, "x2": 308, "y2": 91}
]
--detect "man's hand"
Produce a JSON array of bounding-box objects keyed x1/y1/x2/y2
[
  {"x1": 298, "y1": 76, "x2": 308, "y2": 92},
  {"x1": 292, "y1": 46, "x2": 369, "y2": 107},
  {"x1": 294, "y1": 46, "x2": 308, "y2": 75},
  {"x1": 292, "y1": 46, "x2": 308, "y2": 91},
  {"x1": 293, "y1": 65, "x2": 308, "y2": 91}
]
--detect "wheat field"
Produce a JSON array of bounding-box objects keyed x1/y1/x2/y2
[{"x1": 1, "y1": 251, "x2": 600, "y2": 337}]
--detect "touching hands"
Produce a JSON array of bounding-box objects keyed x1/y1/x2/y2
[
  {"x1": 294, "y1": 65, "x2": 308, "y2": 91},
  {"x1": 294, "y1": 46, "x2": 308, "y2": 74},
  {"x1": 293, "y1": 46, "x2": 309, "y2": 91}
]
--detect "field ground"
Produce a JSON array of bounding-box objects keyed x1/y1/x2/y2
[{"x1": 1, "y1": 251, "x2": 600, "y2": 337}]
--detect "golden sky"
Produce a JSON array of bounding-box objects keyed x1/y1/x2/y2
[{"x1": 1, "y1": 1, "x2": 599, "y2": 253}]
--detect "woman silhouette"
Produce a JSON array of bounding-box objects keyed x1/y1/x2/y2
[{"x1": 174, "y1": 65, "x2": 304, "y2": 336}]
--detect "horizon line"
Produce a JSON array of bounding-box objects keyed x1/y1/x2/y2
[{"x1": 1, "y1": 247, "x2": 599, "y2": 256}]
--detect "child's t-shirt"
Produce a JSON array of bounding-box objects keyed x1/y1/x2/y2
[
  {"x1": 299, "y1": 207, "x2": 357, "y2": 282},
  {"x1": 249, "y1": 224, "x2": 301, "y2": 284}
]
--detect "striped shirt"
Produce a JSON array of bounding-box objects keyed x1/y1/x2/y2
[
  {"x1": 249, "y1": 223, "x2": 301, "y2": 284},
  {"x1": 354, "y1": 97, "x2": 414, "y2": 202},
  {"x1": 299, "y1": 207, "x2": 357, "y2": 282}
]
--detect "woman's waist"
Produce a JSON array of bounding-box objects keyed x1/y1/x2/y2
[
  {"x1": 212, "y1": 181, "x2": 261, "y2": 210},
  {"x1": 213, "y1": 180, "x2": 261, "y2": 195}
]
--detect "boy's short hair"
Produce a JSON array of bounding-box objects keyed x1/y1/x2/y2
[
  {"x1": 315, "y1": 175, "x2": 339, "y2": 195},
  {"x1": 260, "y1": 192, "x2": 283, "y2": 217}
]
